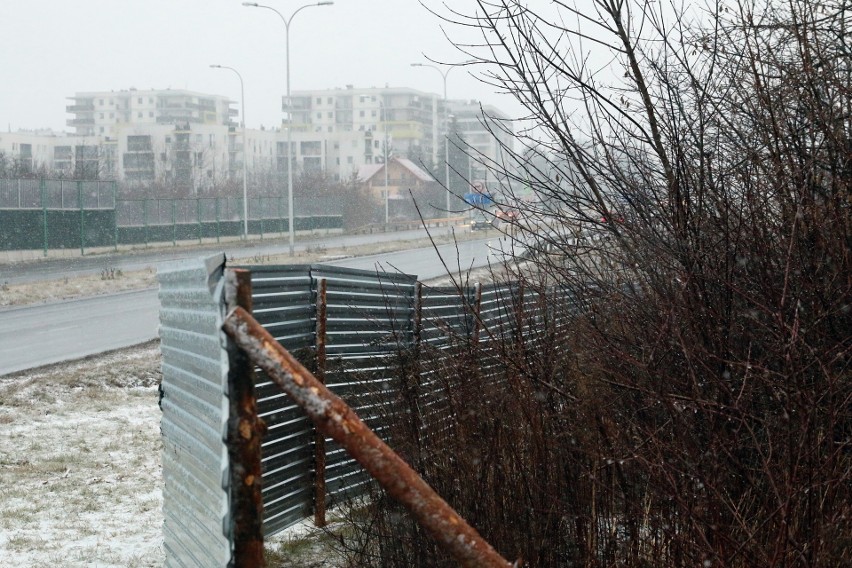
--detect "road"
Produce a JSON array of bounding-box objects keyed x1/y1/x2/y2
[
  {"x1": 0, "y1": 237, "x2": 506, "y2": 376},
  {"x1": 0, "y1": 226, "x2": 461, "y2": 286}
]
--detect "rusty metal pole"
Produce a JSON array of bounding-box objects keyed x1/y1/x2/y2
[
  {"x1": 471, "y1": 282, "x2": 483, "y2": 346},
  {"x1": 314, "y1": 277, "x2": 328, "y2": 528},
  {"x1": 225, "y1": 269, "x2": 267, "y2": 568},
  {"x1": 223, "y1": 306, "x2": 514, "y2": 568}
]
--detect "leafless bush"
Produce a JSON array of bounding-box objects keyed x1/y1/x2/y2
[{"x1": 331, "y1": 0, "x2": 850, "y2": 566}]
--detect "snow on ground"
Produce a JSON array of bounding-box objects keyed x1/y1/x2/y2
[{"x1": 0, "y1": 343, "x2": 164, "y2": 567}]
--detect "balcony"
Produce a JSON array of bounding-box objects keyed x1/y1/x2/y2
[
  {"x1": 66, "y1": 104, "x2": 95, "y2": 112},
  {"x1": 67, "y1": 118, "x2": 95, "y2": 126}
]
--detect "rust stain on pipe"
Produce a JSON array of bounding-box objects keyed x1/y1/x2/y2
[{"x1": 223, "y1": 306, "x2": 513, "y2": 568}]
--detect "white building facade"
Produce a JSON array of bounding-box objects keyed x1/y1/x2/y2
[{"x1": 1, "y1": 86, "x2": 512, "y2": 193}]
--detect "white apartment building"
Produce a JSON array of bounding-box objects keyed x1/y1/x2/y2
[
  {"x1": 66, "y1": 88, "x2": 236, "y2": 138},
  {"x1": 447, "y1": 100, "x2": 513, "y2": 185},
  {"x1": 0, "y1": 129, "x2": 112, "y2": 179},
  {"x1": 2, "y1": 86, "x2": 512, "y2": 192},
  {"x1": 285, "y1": 86, "x2": 512, "y2": 183}
]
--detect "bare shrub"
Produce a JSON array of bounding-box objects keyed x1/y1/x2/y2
[{"x1": 332, "y1": 1, "x2": 851, "y2": 566}]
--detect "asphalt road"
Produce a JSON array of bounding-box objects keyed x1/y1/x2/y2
[
  {"x1": 0, "y1": 289, "x2": 161, "y2": 376},
  {"x1": 0, "y1": 225, "x2": 462, "y2": 286},
  {"x1": 0, "y1": 237, "x2": 504, "y2": 376}
]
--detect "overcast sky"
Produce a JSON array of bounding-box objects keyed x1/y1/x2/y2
[{"x1": 1, "y1": 0, "x2": 521, "y2": 133}]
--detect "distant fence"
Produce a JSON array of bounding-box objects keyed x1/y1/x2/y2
[
  {"x1": 158, "y1": 256, "x2": 576, "y2": 565},
  {"x1": 0, "y1": 178, "x2": 342, "y2": 253}
]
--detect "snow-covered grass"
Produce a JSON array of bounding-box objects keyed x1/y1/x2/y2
[
  {"x1": 0, "y1": 342, "x2": 343, "y2": 567},
  {"x1": 0, "y1": 342, "x2": 164, "y2": 567}
]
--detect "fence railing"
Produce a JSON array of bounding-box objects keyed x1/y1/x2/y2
[
  {"x1": 158, "y1": 256, "x2": 578, "y2": 566},
  {"x1": 0, "y1": 178, "x2": 117, "y2": 210},
  {"x1": 0, "y1": 179, "x2": 342, "y2": 254}
]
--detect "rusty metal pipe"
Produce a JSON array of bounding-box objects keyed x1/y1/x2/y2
[
  {"x1": 222, "y1": 306, "x2": 513, "y2": 568},
  {"x1": 224, "y1": 269, "x2": 266, "y2": 568}
]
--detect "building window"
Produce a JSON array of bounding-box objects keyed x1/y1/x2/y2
[
  {"x1": 138, "y1": 112, "x2": 143, "y2": 118},
  {"x1": 317, "y1": 112, "x2": 322, "y2": 119},
  {"x1": 327, "y1": 111, "x2": 332, "y2": 118},
  {"x1": 127, "y1": 135, "x2": 152, "y2": 152},
  {"x1": 316, "y1": 97, "x2": 322, "y2": 104},
  {"x1": 138, "y1": 97, "x2": 142, "y2": 104},
  {"x1": 371, "y1": 110, "x2": 377, "y2": 117},
  {"x1": 327, "y1": 126, "x2": 333, "y2": 132},
  {"x1": 165, "y1": 136, "x2": 171, "y2": 144},
  {"x1": 347, "y1": 156, "x2": 353, "y2": 164},
  {"x1": 109, "y1": 113, "x2": 114, "y2": 118},
  {"x1": 99, "y1": 113, "x2": 104, "y2": 119},
  {"x1": 100, "y1": 127, "x2": 104, "y2": 133},
  {"x1": 99, "y1": 99, "x2": 104, "y2": 105},
  {"x1": 335, "y1": 157, "x2": 340, "y2": 165},
  {"x1": 359, "y1": 110, "x2": 365, "y2": 117},
  {"x1": 149, "y1": 111, "x2": 154, "y2": 117}
]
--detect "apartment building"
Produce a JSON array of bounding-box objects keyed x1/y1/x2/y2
[
  {"x1": 66, "y1": 88, "x2": 236, "y2": 138},
  {"x1": 447, "y1": 100, "x2": 513, "y2": 184},
  {"x1": 0, "y1": 129, "x2": 114, "y2": 179},
  {"x1": 2, "y1": 86, "x2": 512, "y2": 192},
  {"x1": 285, "y1": 86, "x2": 512, "y2": 183}
]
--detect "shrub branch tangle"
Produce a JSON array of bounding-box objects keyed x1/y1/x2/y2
[{"x1": 332, "y1": 1, "x2": 851, "y2": 566}]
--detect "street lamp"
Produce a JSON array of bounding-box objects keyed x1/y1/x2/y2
[
  {"x1": 210, "y1": 64, "x2": 248, "y2": 239},
  {"x1": 380, "y1": 99, "x2": 389, "y2": 224},
  {"x1": 243, "y1": 1, "x2": 334, "y2": 255},
  {"x1": 410, "y1": 62, "x2": 463, "y2": 219}
]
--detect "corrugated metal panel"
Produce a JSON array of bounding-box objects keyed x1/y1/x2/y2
[
  {"x1": 158, "y1": 254, "x2": 231, "y2": 568},
  {"x1": 243, "y1": 265, "x2": 316, "y2": 535},
  {"x1": 314, "y1": 266, "x2": 417, "y2": 505}
]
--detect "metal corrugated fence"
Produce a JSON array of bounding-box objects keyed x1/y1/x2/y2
[
  {"x1": 159, "y1": 258, "x2": 582, "y2": 563},
  {"x1": 158, "y1": 254, "x2": 232, "y2": 567}
]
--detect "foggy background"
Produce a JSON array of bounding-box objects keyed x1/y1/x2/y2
[{"x1": 0, "y1": 0, "x2": 521, "y2": 132}]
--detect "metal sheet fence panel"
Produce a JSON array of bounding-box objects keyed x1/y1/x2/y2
[
  {"x1": 158, "y1": 254, "x2": 232, "y2": 568},
  {"x1": 241, "y1": 265, "x2": 316, "y2": 535},
  {"x1": 311, "y1": 265, "x2": 417, "y2": 508},
  {"x1": 236, "y1": 264, "x2": 559, "y2": 538}
]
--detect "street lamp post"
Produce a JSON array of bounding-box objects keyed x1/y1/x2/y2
[
  {"x1": 380, "y1": 99, "x2": 389, "y2": 224},
  {"x1": 210, "y1": 64, "x2": 248, "y2": 239},
  {"x1": 243, "y1": 1, "x2": 333, "y2": 255},
  {"x1": 410, "y1": 62, "x2": 460, "y2": 219}
]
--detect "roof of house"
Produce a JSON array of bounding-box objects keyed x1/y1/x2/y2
[{"x1": 357, "y1": 157, "x2": 435, "y2": 184}]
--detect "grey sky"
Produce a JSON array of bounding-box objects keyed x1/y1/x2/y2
[{"x1": 1, "y1": 0, "x2": 520, "y2": 133}]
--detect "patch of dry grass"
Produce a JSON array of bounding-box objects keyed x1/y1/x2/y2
[{"x1": 0, "y1": 268, "x2": 158, "y2": 308}]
